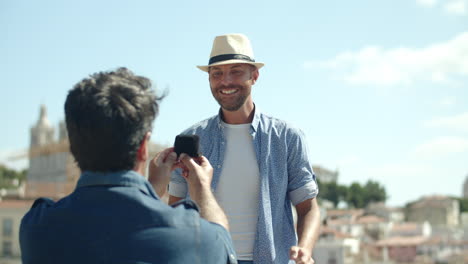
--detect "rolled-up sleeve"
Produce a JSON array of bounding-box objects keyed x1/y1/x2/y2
[
  {"x1": 286, "y1": 127, "x2": 319, "y2": 205},
  {"x1": 169, "y1": 169, "x2": 188, "y2": 198}
]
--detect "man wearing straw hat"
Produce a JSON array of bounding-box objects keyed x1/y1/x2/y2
[{"x1": 167, "y1": 34, "x2": 321, "y2": 264}]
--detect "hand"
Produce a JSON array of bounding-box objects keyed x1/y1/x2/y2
[
  {"x1": 148, "y1": 148, "x2": 178, "y2": 198},
  {"x1": 178, "y1": 154, "x2": 213, "y2": 198},
  {"x1": 289, "y1": 246, "x2": 314, "y2": 264},
  {"x1": 178, "y1": 154, "x2": 229, "y2": 230}
]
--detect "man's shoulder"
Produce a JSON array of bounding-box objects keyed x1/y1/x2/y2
[
  {"x1": 257, "y1": 112, "x2": 304, "y2": 136},
  {"x1": 31, "y1": 197, "x2": 55, "y2": 208},
  {"x1": 23, "y1": 197, "x2": 56, "y2": 214},
  {"x1": 20, "y1": 197, "x2": 61, "y2": 228},
  {"x1": 258, "y1": 112, "x2": 287, "y2": 126},
  {"x1": 181, "y1": 114, "x2": 219, "y2": 134}
]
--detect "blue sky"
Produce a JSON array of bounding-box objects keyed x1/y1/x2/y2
[{"x1": 1, "y1": 0, "x2": 467, "y2": 207}]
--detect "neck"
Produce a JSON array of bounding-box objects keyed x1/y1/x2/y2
[
  {"x1": 133, "y1": 160, "x2": 146, "y2": 177},
  {"x1": 222, "y1": 101, "x2": 255, "y2": 124}
]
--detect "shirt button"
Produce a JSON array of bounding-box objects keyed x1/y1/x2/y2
[{"x1": 217, "y1": 165, "x2": 221, "y2": 169}]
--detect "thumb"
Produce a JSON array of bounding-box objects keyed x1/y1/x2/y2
[
  {"x1": 289, "y1": 246, "x2": 299, "y2": 259},
  {"x1": 196, "y1": 156, "x2": 210, "y2": 168},
  {"x1": 165, "y1": 151, "x2": 177, "y2": 164},
  {"x1": 154, "y1": 148, "x2": 172, "y2": 166},
  {"x1": 179, "y1": 154, "x2": 198, "y2": 171}
]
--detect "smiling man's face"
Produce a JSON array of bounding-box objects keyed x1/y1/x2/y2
[{"x1": 208, "y1": 63, "x2": 258, "y2": 112}]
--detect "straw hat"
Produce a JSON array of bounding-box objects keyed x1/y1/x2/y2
[{"x1": 197, "y1": 33, "x2": 265, "y2": 72}]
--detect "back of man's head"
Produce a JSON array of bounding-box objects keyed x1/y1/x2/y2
[{"x1": 65, "y1": 67, "x2": 160, "y2": 172}]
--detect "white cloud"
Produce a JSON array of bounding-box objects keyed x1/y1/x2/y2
[
  {"x1": 0, "y1": 149, "x2": 28, "y2": 171},
  {"x1": 445, "y1": 0, "x2": 467, "y2": 15},
  {"x1": 438, "y1": 96, "x2": 457, "y2": 107},
  {"x1": 412, "y1": 136, "x2": 468, "y2": 158},
  {"x1": 424, "y1": 112, "x2": 468, "y2": 132},
  {"x1": 305, "y1": 32, "x2": 468, "y2": 86},
  {"x1": 417, "y1": 0, "x2": 438, "y2": 7},
  {"x1": 416, "y1": 0, "x2": 467, "y2": 15}
]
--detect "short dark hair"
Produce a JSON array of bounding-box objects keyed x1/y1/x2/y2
[{"x1": 65, "y1": 67, "x2": 163, "y2": 172}]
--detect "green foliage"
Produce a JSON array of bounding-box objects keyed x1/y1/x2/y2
[
  {"x1": 317, "y1": 180, "x2": 347, "y2": 207},
  {"x1": 456, "y1": 197, "x2": 468, "y2": 212},
  {"x1": 318, "y1": 179, "x2": 387, "y2": 209},
  {"x1": 363, "y1": 180, "x2": 388, "y2": 204},
  {"x1": 347, "y1": 183, "x2": 365, "y2": 208},
  {"x1": 0, "y1": 165, "x2": 27, "y2": 189}
]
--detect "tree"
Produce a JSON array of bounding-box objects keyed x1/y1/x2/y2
[
  {"x1": 317, "y1": 180, "x2": 346, "y2": 207},
  {"x1": 456, "y1": 197, "x2": 468, "y2": 212},
  {"x1": 346, "y1": 183, "x2": 365, "y2": 208},
  {"x1": 318, "y1": 179, "x2": 387, "y2": 209},
  {"x1": 0, "y1": 165, "x2": 27, "y2": 189},
  {"x1": 363, "y1": 180, "x2": 387, "y2": 205}
]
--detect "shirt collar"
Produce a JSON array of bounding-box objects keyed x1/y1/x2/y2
[
  {"x1": 216, "y1": 104, "x2": 261, "y2": 133},
  {"x1": 77, "y1": 170, "x2": 158, "y2": 199}
]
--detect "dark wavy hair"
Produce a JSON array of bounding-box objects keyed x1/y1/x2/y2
[{"x1": 65, "y1": 67, "x2": 163, "y2": 172}]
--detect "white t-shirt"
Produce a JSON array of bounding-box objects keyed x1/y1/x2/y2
[{"x1": 215, "y1": 122, "x2": 260, "y2": 261}]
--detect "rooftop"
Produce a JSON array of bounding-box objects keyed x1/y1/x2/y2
[
  {"x1": 376, "y1": 236, "x2": 428, "y2": 247},
  {"x1": 0, "y1": 199, "x2": 34, "y2": 209}
]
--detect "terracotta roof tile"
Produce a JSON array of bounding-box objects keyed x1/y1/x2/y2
[
  {"x1": 0, "y1": 199, "x2": 34, "y2": 209},
  {"x1": 357, "y1": 215, "x2": 386, "y2": 224},
  {"x1": 376, "y1": 236, "x2": 428, "y2": 246}
]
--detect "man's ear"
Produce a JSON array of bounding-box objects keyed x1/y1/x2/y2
[
  {"x1": 251, "y1": 68, "x2": 259, "y2": 85},
  {"x1": 136, "y1": 132, "x2": 151, "y2": 162}
]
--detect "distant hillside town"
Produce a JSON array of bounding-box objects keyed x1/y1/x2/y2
[{"x1": 0, "y1": 105, "x2": 467, "y2": 264}]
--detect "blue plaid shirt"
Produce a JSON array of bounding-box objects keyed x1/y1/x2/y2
[{"x1": 170, "y1": 108, "x2": 319, "y2": 264}]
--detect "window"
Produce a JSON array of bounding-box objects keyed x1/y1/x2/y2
[
  {"x1": 2, "y1": 218, "x2": 13, "y2": 237},
  {"x1": 328, "y1": 250, "x2": 337, "y2": 264},
  {"x1": 2, "y1": 241, "x2": 12, "y2": 257}
]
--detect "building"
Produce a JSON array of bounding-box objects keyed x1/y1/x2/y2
[
  {"x1": 326, "y1": 209, "x2": 365, "y2": 238},
  {"x1": 0, "y1": 200, "x2": 33, "y2": 263},
  {"x1": 388, "y1": 221, "x2": 432, "y2": 238},
  {"x1": 314, "y1": 166, "x2": 339, "y2": 184},
  {"x1": 365, "y1": 202, "x2": 405, "y2": 224},
  {"x1": 375, "y1": 236, "x2": 428, "y2": 263},
  {"x1": 313, "y1": 227, "x2": 360, "y2": 264},
  {"x1": 406, "y1": 195, "x2": 459, "y2": 228},
  {"x1": 325, "y1": 208, "x2": 394, "y2": 245},
  {"x1": 25, "y1": 105, "x2": 79, "y2": 200},
  {"x1": 418, "y1": 236, "x2": 468, "y2": 263},
  {"x1": 463, "y1": 173, "x2": 468, "y2": 198},
  {"x1": 356, "y1": 215, "x2": 388, "y2": 241}
]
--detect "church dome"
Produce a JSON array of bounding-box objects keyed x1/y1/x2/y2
[
  {"x1": 36, "y1": 105, "x2": 52, "y2": 129},
  {"x1": 30, "y1": 105, "x2": 55, "y2": 147}
]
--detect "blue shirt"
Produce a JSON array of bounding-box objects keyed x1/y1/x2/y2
[
  {"x1": 20, "y1": 170, "x2": 237, "y2": 264},
  {"x1": 170, "y1": 109, "x2": 319, "y2": 264}
]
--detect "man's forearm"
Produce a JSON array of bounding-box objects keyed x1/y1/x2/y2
[
  {"x1": 156, "y1": 186, "x2": 169, "y2": 204},
  {"x1": 296, "y1": 198, "x2": 321, "y2": 251},
  {"x1": 149, "y1": 177, "x2": 170, "y2": 201},
  {"x1": 191, "y1": 187, "x2": 229, "y2": 231},
  {"x1": 147, "y1": 148, "x2": 177, "y2": 202}
]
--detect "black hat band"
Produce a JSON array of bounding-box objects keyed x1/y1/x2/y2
[{"x1": 209, "y1": 54, "x2": 255, "y2": 65}]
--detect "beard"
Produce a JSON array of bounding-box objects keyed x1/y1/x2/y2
[{"x1": 211, "y1": 84, "x2": 250, "y2": 111}]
